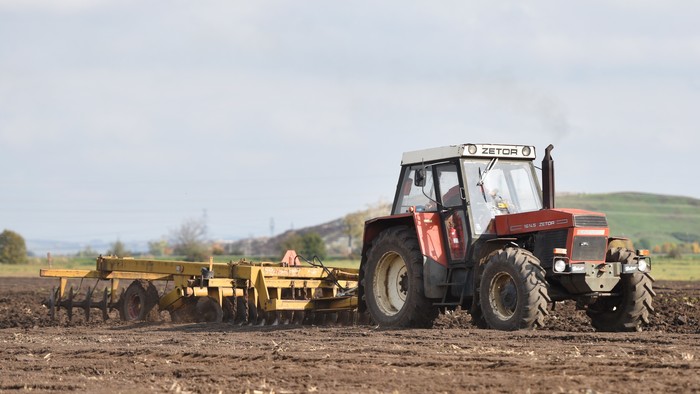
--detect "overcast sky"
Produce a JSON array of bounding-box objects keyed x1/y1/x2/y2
[{"x1": 1, "y1": 1, "x2": 699, "y2": 251}]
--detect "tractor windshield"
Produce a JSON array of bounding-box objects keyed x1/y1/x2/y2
[{"x1": 463, "y1": 159, "x2": 542, "y2": 235}]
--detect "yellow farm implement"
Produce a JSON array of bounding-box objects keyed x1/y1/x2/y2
[{"x1": 40, "y1": 251, "x2": 364, "y2": 325}]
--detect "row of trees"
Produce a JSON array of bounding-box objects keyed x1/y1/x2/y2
[
  {"x1": 1, "y1": 220, "x2": 329, "y2": 265},
  {"x1": 103, "y1": 218, "x2": 212, "y2": 261},
  {"x1": 106, "y1": 219, "x2": 327, "y2": 261},
  {"x1": 652, "y1": 242, "x2": 700, "y2": 258}
]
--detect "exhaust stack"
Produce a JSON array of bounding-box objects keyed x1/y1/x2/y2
[{"x1": 542, "y1": 144, "x2": 555, "y2": 209}]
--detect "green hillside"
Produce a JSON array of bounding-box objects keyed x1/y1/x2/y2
[{"x1": 557, "y1": 192, "x2": 700, "y2": 248}]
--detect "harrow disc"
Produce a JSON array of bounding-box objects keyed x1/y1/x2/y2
[
  {"x1": 222, "y1": 296, "x2": 237, "y2": 323},
  {"x1": 264, "y1": 311, "x2": 281, "y2": 326},
  {"x1": 233, "y1": 296, "x2": 250, "y2": 325},
  {"x1": 48, "y1": 287, "x2": 57, "y2": 320},
  {"x1": 83, "y1": 287, "x2": 93, "y2": 322},
  {"x1": 66, "y1": 287, "x2": 74, "y2": 322},
  {"x1": 169, "y1": 299, "x2": 197, "y2": 323},
  {"x1": 291, "y1": 310, "x2": 305, "y2": 325},
  {"x1": 194, "y1": 297, "x2": 223, "y2": 323},
  {"x1": 100, "y1": 288, "x2": 110, "y2": 321}
]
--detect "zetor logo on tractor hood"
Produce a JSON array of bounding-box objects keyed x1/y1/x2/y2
[{"x1": 494, "y1": 208, "x2": 604, "y2": 235}]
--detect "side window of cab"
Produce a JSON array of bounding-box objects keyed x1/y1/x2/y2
[{"x1": 393, "y1": 165, "x2": 436, "y2": 214}]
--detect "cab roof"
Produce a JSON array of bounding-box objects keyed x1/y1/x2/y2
[{"x1": 401, "y1": 143, "x2": 536, "y2": 165}]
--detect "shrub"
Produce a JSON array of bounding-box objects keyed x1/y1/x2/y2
[
  {"x1": 0, "y1": 229, "x2": 28, "y2": 265},
  {"x1": 281, "y1": 232, "x2": 327, "y2": 260}
]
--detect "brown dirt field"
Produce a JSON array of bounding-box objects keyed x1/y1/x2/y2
[{"x1": 0, "y1": 277, "x2": 698, "y2": 393}]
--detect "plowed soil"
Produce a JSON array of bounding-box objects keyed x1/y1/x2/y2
[{"x1": 1, "y1": 277, "x2": 698, "y2": 393}]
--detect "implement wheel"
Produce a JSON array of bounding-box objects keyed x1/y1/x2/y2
[
  {"x1": 586, "y1": 247, "x2": 655, "y2": 332},
  {"x1": 363, "y1": 226, "x2": 439, "y2": 328},
  {"x1": 119, "y1": 280, "x2": 159, "y2": 321},
  {"x1": 479, "y1": 247, "x2": 549, "y2": 331}
]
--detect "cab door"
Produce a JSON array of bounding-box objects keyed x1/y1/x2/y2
[{"x1": 434, "y1": 163, "x2": 469, "y2": 263}]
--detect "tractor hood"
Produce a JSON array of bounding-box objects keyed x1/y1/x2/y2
[{"x1": 493, "y1": 208, "x2": 608, "y2": 236}]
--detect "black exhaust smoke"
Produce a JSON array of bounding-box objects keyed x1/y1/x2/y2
[{"x1": 542, "y1": 144, "x2": 555, "y2": 209}]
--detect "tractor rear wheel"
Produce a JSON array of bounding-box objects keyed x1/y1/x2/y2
[
  {"x1": 479, "y1": 247, "x2": 549, "y2": 331},
  {"x1": 119, "y1": 280, "x2": 159, "y2": 321},
  {"x1": 363, "y1": 226, "x2": 439, "y2": 328},
  {"x1": 586, "y1": 247, "x2": 655, "y2": 332}
]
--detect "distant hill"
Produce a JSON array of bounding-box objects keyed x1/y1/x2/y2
[
  {"x1": 226, "y1": 192, "x2": 700, "y2": 257},
  {"x1": 224, "y1": 202, "x2": 391, "y2": 258}
]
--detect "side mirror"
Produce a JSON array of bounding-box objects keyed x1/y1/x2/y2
[{"x1": 414, "y1": 169, "x2": 426, "y2": 187}]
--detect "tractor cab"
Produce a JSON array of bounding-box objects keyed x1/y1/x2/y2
[{"x1": 392, "y1": 144, "x2": 540, "y2": 264}]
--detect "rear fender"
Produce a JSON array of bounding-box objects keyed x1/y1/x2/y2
[{"x1": 360, "y1": 212, "x2": 450, "y2": 265}]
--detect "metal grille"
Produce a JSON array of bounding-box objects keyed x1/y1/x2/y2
[
  {"x1": 574, "y1": 215, "x2": 608, "y2": 227},
  {"x1": 534, "y1": 229, "x2": 568, "y2": 268},
  {"x1": 571, "y1": 236, "x2": 607, "y2": 261}
]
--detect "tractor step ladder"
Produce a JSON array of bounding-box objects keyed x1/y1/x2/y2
[{"x1": 434, "y1": 265, "x2": 468, "y2": 307}]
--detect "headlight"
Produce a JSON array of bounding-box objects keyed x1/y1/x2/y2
[
  {"x1": 553, "y1": 259, "x2": 567, "y2": 273},
  {"x1": 638, "y1": 258, "x2": 648, "y2": 272}
]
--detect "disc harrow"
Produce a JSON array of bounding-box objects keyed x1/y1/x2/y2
[
  {"x1": 45, "y1": 284, "x2": 114, "y2": 323},
  {"x1": 40, "y1": 251, "x2": 368, "y2": 326}
]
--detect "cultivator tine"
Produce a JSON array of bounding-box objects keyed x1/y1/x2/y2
[{"x1": 55, "y1": 287, "x2": 63, "y2": 319}]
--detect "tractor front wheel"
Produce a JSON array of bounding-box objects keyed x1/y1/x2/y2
[
  {"x1": 479, "y1": 247, "x2": 549, "y2": 331},
  {"x1": 586, "y1": 247, "x2": 655, "y2": 332},
  {"x1": 363, "y1": 226, "x2": 438, "y2": 328}
]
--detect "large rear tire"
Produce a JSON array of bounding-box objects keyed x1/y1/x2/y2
[
  {"x1": 586, "y1": 247, "x2": 655, "y2": 332},
  {"x1": 363, "y1": 226, "x2": 439, "y2": 328},
  {"x1": 479, "y1": 247, "x2": 549, "y2": 331}
]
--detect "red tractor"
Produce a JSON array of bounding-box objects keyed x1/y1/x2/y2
[{"x1": 358, "y1": 144, "x2": 654, "y2": 331}]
